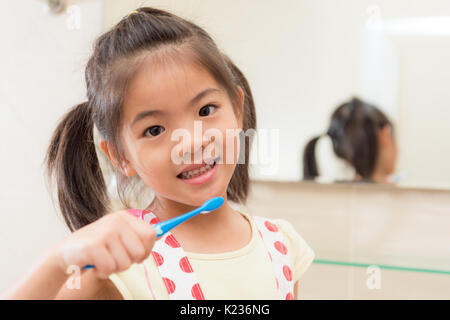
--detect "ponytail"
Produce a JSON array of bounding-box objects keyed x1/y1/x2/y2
[
  {"x1": 43, "y1": 6, "x2": 260, "y2": 228},
  {"x1": 302, "y1": 135, "x2": 323, "y2": 180},
  {"x1": 44, "y1": 102, "x2": 109, "y2": 231},
  {"x1": 303, "y1": 97, "x2": 392, "y2": 182}
]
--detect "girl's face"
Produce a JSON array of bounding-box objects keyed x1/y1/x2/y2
[
  {"x1": 378, "y1": 124, "x2": 398, "y2": 175},
  {"x1": 116, "y1": 54, "x2": 244, "y2": 208}
]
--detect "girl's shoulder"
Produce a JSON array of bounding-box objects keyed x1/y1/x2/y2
[{"x1": 249, "y1": 214, "x2": 316, "y2": 283}]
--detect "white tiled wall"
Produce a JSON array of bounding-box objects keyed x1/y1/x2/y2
[
  {"x1": 242, "y1": 181, "x2": 450, "y2": 299},
  {"x1": 0, "y1": 0, "x2": 103, "y2": 292}
]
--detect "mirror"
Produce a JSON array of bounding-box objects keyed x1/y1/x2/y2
[
  {"x1": 103, "y1": 0, "x2": 450, "y2": 190},
  {"x1": 240, "y1": 1, "x2": 450, "y2": 189}
]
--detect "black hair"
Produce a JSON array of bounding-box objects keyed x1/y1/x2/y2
[
  {"x1": 302, "y1": 97, "x2": 393, "y2": 181},
  {"x1": 44, "y1": 7, "x2": 257, "y2": 231}
]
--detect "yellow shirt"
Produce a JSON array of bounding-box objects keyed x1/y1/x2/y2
[{"x1": 109, "y1": 210, "x2": 315, "y2": 300}]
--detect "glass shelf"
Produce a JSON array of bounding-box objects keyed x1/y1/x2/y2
[{"x1": 313, "y1": 259, "x2": 450, "y2": 276}]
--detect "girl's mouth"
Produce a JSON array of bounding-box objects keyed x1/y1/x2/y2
[{"x1": 176, "y1": 159, "x2": 219, "y2": 185}]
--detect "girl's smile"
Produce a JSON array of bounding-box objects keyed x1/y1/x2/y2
[
  {"x1": 176, "y1": 156, "x2": 219, "y2": 185},
  {"x1": 118, "y1": 51, "x2": 244, "y2": 209}
]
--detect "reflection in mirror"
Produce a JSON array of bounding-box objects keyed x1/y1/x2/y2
[
  {"x1": 302, "y1": 97, "x2": 397, "y2": 185},
  {"x1": 181, "y1": 0, "x2": 450, "y2": 191},
  {"x1": 100, "y1": 1, "x2": 450, "y2": 190}
]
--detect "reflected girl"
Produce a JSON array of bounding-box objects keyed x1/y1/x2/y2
[{"x1": 303, "y1": 97, "x2": 398, "y2": 184}]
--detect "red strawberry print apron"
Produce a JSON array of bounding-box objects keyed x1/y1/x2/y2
[{"x1": 128, "y1": 209, "x2": 295, "y2": 300}]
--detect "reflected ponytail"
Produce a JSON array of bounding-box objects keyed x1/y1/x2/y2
[
  {"x1": 302, "y1": 135, "x2": 323, "y2": 180},
  {"x1": 302, "y1": 97, "x2": 393, "y2": 181}
]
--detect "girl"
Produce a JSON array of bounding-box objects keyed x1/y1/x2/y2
[
  {"x1": 3, "y1": 7, "x2": 314, "y2": 300},
  {"x1": 303, "y1": 97, "x2": 397, "y2": 184}
]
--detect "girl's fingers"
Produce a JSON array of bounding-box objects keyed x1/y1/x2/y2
[
  {"x1": 119, "y1": 226, "x2": 148, "y2": 263},
  {"x1": 122, "y1": 212, "x2": 157, "y2": 250},
  {"x1": 105, "y1": 234, "x2": 132, "y2": 272},
  {"x1": 90, "y1": 245, "x2": 117, "y2": 279}
]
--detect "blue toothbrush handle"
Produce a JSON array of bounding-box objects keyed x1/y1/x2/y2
[
  {"x1": 82, "y1": 196, "x2": 224, "y2": 270},
  {"x1": 152, "y1": 208, "x2": 204, "y2": 237},
  {"x1": 82, "y1": 265, "x2": 95, "y2": 270},
  {"x1": 81, "y1": 210, "x2": 203, "y2": 270},
  {"x1": 81, "y1": 219, "x2": 194, "y2": 270}
]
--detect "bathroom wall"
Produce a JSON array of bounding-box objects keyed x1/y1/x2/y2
[
  {"x1": 0, "y1": 0, "x2": 103, "y2": 292},
  {"x1": 240, "y1": 181, "x2": 450, "y2": 299},
  {"x1": 102, "y1": 0, "x2": 450, "y2": 188}
]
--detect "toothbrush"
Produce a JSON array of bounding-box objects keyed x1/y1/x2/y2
[
  {"x1": 82, "y1": 196, "x2": 224, "y2": 270},
  {"x1": 152, "y1": 196, "x2": 224, "y2": 237}
]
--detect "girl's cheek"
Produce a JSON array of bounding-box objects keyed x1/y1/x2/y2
[
  {"x1": 134, "y1": 147, "x2": 167, "y2": 175},
  {"x1": 219, "y1": 114, "x2": 241, "y2": 157}
]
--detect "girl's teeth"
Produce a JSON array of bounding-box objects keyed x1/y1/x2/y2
[{"x1": 180, "y1": 161, "x2": 215, "y2": 179}]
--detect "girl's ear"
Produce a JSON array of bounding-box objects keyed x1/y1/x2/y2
[
  {"x1": 99, "y1": 139, "x2": 137, "y2": 177},
  {"x1": 236, "y1": 85, "x2": 245, "y2": 129}
]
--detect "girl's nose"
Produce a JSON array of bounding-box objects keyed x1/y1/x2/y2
[{"x1": 177, "y1": 127, "x2": 215, "y2": 162}]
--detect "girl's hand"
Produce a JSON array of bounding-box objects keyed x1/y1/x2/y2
[{"x1": 50, "y1": 210, "x2": 156, "y2": 279}]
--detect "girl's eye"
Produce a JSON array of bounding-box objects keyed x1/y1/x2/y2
[
  {"x1": 199, "y1": 104, "x2": 218, "y2": 117},
  {"x1": 143, "y1": 105, "x2": 217, "y2": 138},
  {"x1": 144, "y1": 125, "x2": 165, "y2": 137}
]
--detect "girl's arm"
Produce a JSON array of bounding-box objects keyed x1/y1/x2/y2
[
  {"x1": 294, "y1": 281, "x2": 299, "y2": 300},
  {"x1": 1, "y1": 210, "x2": 156, "y2": 300},
  {"x1": 54, "y1": 271, "x2": 123, "y2": 300},
  {"x1": 1, "y1": 248, "x2": 72, "y2": 300},
  {"x1": 53, "y1": 260, "x2": 123, "y2": 299},
  {"x1": 1, "y1": 245, "x2": 120, "y2": 300}
]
